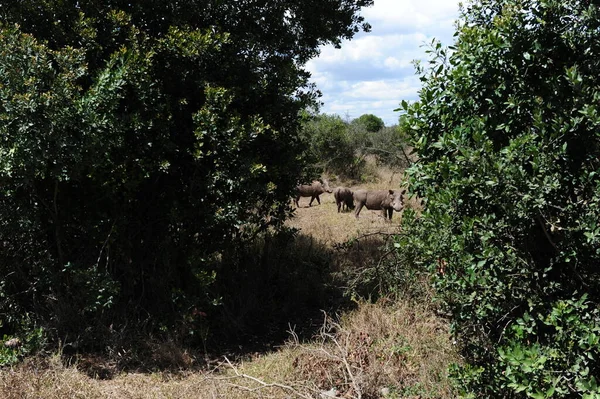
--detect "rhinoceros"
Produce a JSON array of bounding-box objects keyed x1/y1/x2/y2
[
  {"x1": 353, "y1": 189, "x2": 406, "y2": 220},
  {"x1": 333, "y1": 187, "x2": 354, "y2": 213},
  {"x1": 294, "y1": 179, "x2": 333, "y2": 207}
]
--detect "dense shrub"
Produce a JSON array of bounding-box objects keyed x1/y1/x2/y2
[
  {"x1": 351, "y1": 113, "x2": 385, "y2": 133},
  {"x1": 397, "y1": 0, "x2": 600, "y2": 397},
  {"x1": 0, "y1": 0, "x2": 373, "y2": 352},
  {"x1": 367, "y1": 126, "x2": 411, "y2": 168},
  {"x1": 301, "y1": 113, "x2": 410, "y2": 179},
  {"x1": 300, "y1": 113, "x2": 366, "y2": 179}
]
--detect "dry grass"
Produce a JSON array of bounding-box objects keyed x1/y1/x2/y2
[
  {"x1": 0, "y1": 353, "x2": 298, "y2": 399},
  {"x1": 1, "y1": 299, "x2": 456, "y2": 399},
  {"x1": 1, "y1": 163, "x2": 457, "y2": 399},
  {"x1": 290, "y1": 300, "x2": 456, "y2": 398}
]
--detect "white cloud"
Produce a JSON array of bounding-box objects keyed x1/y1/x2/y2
[
  {"x1": 383, "y1": 56, "x2": 412, "y2": 70},
  {"x1": 364, "y1": 0, "x2": 460, "y2": 34},
  {"x1": 306, "y1": 0, "x2": 461, "y2": 126},
  {"x1": 348, "y1": 79, "x2": 420, "y2": 100},
  {"x1": 311, "y1": 33, "x2": 428, "y2": 68},
  {"x1": 315, "y1": 77, "x2": 422, "y2": 124}
]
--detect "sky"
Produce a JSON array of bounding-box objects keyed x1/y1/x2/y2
[{"x1": 306, "y1": 0, "x2": 462, "y2": 126}]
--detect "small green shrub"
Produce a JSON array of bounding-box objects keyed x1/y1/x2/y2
[
  {"x1": 336, "y1": 227, "x2": 432, "y2": 301},
  {"x1": 351, "y1": 113, "x2": 385, "y2": 133},
  {"x1": 0, "y1": 323, "x2": 45, "y2": 366}
]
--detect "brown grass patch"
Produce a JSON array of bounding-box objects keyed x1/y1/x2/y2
[
  {"x1": 1, "y1": 299, "x2": 458, "y2": 398},
  {"x1": 290, "y1": 300, "x2": 456, "y2": 398}
]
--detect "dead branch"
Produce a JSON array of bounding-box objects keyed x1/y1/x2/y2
[
  {"x1": 314, "y1": 312, "x2": 363, "y2": 399},
  {"x1": 536, "y1": 213, "x2": 557, "y2": 251},
  {"x1": 223, "y1": 356, "x2": 314, "y2": 399}
]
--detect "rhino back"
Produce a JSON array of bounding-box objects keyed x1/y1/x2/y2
[
  {"x1": 335, "y1": 187, "x2": 353, "y2": 200},
  {"x1": 298, "y1": 181, "x2": 324, "y2": 196},
  {"x1": 354, "y1": 189, "x2": 386, "y2": 207},
  {"x1": 365, "y1": 190, "x2": 391, "y2": 209},
  {"x1": 353, "y1": 189, "x2": 367, "y2": 203}
]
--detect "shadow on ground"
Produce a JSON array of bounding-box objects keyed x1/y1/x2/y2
[
  {"x1": 211, "y1": 230, "x2": 354, "y2": 352},
  {"x1": 66, "y1": 230, "x2": 364, "y2": 378}
]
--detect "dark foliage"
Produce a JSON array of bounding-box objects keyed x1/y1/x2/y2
[
  {"x1": 0, "y1": 0, "x2": 372, "y2": 354},
  {"x1": 398, "y1": 0, "x2": 600, "y2": 396}
]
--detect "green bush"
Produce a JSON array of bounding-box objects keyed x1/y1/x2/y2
[
  {"x1": 0, "y1": 1, "x2": 372, "y2": 347},
  {"x1": 348, "y1": 117, "x2": 412, "y2": 170},
  {"x1": 351, "y1": 113, "x2": 385, "y2": 133},
  {"x1": 300, "y1": 113, "x2": 366, "y2": 179},
  {"x1": 301, "y1": 112, "x2": 411, "y2": 179},
  {"x1": 0, "y1": 322, "x2": 45, "y2": 366},
  {"x1": 334, "y1": 227, "x2": 432, "y2": 302},
  {"x1": 368, "y1": 126, "x2": 411, "y2": 168},
  {"x1": 397, "y1": 0, "x2": 600, "y2": 397}
]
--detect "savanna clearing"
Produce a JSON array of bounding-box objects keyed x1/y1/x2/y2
[{"x1": 0, "y1": 166, "x2": 458, "y2": 399}]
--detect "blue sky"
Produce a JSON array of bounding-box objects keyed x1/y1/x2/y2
[{"x1": 306, "y1": 0, "x2": 461, "y2": 126}]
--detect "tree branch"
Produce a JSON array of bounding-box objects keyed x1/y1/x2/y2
[{"x1": 223, "y1": 356, "x2": 315, "y2": 399}]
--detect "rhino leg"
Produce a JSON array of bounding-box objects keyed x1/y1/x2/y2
[
  {"x1": 355, "y1": 202, "x2": 364, "y2": 219},
  {"x1": 309, "y1": 195, "x2": 321, "y2": 206},
  {"x1": 344, "y1": 199, "x2": 354, "y2": 210}
]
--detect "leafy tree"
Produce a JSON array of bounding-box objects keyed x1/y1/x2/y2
[
  {"x1": 300, "y1": 113, "x2": 361, "y2": 178},
  {"x1": 349, "y1": 114, "x2": 412, "y2": 168},
  {"x1": 0, "y1": 0, "x2": 373, "y2": 344},
  {"x1": 302, "y1": 112, "x2": 409, "y2": 179},
  {"x1": 398, "y1": 0, "x2": 600, "y2": 396},
  {"x1": 365, "y1": 125, "x2": 411, "y2": 168},
  {"x1": 352, "y1": 113, "x2": 385, "y2": 133}
]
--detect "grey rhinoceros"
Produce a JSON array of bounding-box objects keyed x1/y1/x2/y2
[
  {"x1": 294, "y1": 179, "x2": 333, "y2": 207},
  {"x1": 333, "y1": 187, "x2": 354, "y2": 213},
  {"x1": 353, "y1": 189, "x2": 406, "y2": 220}
]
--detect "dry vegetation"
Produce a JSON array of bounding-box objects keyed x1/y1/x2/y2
[{"x1": 0, "y1": 165, "x2": 457, "y2": 399}]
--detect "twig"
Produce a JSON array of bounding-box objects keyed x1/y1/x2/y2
[
  {"x1": 399, "y1": 145, "x2": 414, "y2": 167},
  {"x1": 96, "y1": 220, "x2": 116, "y2": 271},
  {"x1": 497, "y1": 305, "x2": 520, "y2": 343},
  {"x1": 331, "y1": 331, "x2": 362, "y2": 399},
  {"x1": 536, "y1": 213, "x2": 557, "y2": 250},
  {"x1": 287, "y1": 323, "x2": 300, "y2": 346},
  {"x1": 316, "y1": 312, "x2": 363, "y2": 399},
  {"x1": 223, "y1": 356, "x2": 314, "y2": 399},
  {"x1": 349, "y1": 231, "x2": 399, "y2": 241}
]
